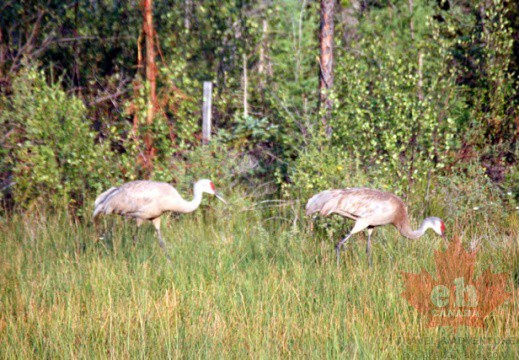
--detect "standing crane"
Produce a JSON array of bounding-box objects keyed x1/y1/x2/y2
[
  {"x1": 93, "y1": 179, "x2": 226, "y2": 260},
  {"x1": 305, "y1": 187, "x2": 445, "y2": 266}
]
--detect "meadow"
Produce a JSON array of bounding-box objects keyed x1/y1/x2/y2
[{"x1": 0, "y1": 195, "x2": 517, "y2": 359}]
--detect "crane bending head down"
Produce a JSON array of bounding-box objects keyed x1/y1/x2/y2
[{"x1": 306, "y1": 187, "x2": 445, "y2": 266}]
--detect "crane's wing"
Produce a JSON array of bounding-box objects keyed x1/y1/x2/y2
[
  {"x1": 306, "y1": 190, "x2": 345, "y2": 216},
  {"x1": 93, "y1": 186, "x2": 120, "y2": 218},
  {"x1": 94, "y1": 187, "x2": 118, "y2": 208},
  {"x1": 306, "y1": 188, "x2": 397, "y2": 221},
  {"x1": 93, "y1": 181, "x2": 180, "y2": 219}
]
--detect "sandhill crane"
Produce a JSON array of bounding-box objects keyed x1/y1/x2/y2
[
  {"x1": 93, "y1": 179, "x2": 226, "y2": 260},
  {"x1": 306, "y1": 188, "x2": 445, "y2": 266}
]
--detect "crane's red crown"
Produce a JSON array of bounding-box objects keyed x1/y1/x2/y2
[
  {"x1": 210, "y1": 181, "x2": 216, "y2": 191},
  {"x1": 440, "y1": 221, "x2": 446, "y2": 235}
]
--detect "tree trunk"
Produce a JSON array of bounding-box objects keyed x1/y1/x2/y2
[
  {"x1": 258, "y1": 16, "x2": 268, "y2": 90},
  {"x1": 0, "y1": 22, "x2": 5, "y2": 80},
  {"x1": 142, "y1": 0, "x2": 157, "y2": 175},
  {"x1": 184, "y1": 0, "x2": 191, "y2": 31},
  {"x1": 73, "y1": 0, "x2": 81, "y2": 97},
  {"x1": 243, "y1": 53, "x2": 248, "y2": 118},
  {"x1": 319, "y1": 0, "x2": 334, "y2": 138},
  {"x1": 409, "y1": 0, "x2": 415, "y2": 40}
]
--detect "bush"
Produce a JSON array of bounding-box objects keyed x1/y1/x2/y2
[{"x1": 0, "y1": 67, "x2": 114, "y2": 214}]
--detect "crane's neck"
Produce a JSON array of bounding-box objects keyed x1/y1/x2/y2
[
  {"x1": 398, "y1": 217, "x2": 436, "y2": 240},
  {"x1": 180, "y1": 184, "x2": 204, "y2": 213}
]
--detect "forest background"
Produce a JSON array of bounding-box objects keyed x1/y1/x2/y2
[{"x1": 0, "y1": 0, "x2": 517, "y2": 214}]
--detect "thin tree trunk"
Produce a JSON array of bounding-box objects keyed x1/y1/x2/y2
[
  {"x1": 0, "y1": 28, "x2": 4, "y2": 79},
  {"x1": 296, "y1": 0, "x2": 308, "y2": 83},
  {"x1": 409, "y1": 0, "x2": 423, "y2": 101},
  {"x1": 409, "y1": 0, "x2": 415, "y2": 41},
  {"x1": 406, "y1": 0, "x2": 426, "y2": 194},
  {"x1": 417, "y1": 51, "x2": 423, "y2": 101},
  {"x1": 142, "y1": 0, "x2": 157, "y2": 175},
  {"x1": 184, "y1": 0, "x2": 192, "y2": 32},
  {"x1": 319, "y1": 0, "x2": 334, "y2": 138},
  {"x1": 73, "y1": 0, "x2": 81, "y2": 97},
  {"x1": 133, "y1": 31, "x2": 143, "y2": 138},
  {"x1": 258, "y1": 15, "x2": 268, "y2": 90},
  {"x1": 243, "y1": 53, "x2": 248, "y2": 117}
]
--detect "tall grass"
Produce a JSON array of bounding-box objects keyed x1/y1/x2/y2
[{"x1": 0, "y1": 199, "x2": 517, "y2": 358}]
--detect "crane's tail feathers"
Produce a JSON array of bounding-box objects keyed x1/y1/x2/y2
[
  {"x1": 305, "y1": 190, "x2": 343, "y2": 216},
  {"x1": 94, "y1": 187, "x2": 118, "y2": 207},
  {"x1": 93, "y1": 187, "x2": 119, "y2": 218}
]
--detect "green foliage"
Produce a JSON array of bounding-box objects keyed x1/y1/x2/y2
[
  {"x1": 284, "y1": 0, "x2": 517, "y2": 214},
  {"x1": 0, "y1": 68, "x2": 114, "y2": 213},
  {"x1": 286, "y1": 1, "x2": 456, "y2": 199},
  {"x1": 157, "y1": 56, "x2": 201, "y2": 151},
  {"x1": 220, "y1": 115, "x2": 278, "y2": 151},
  {"x1": 338, "y1": 1, "x2": 460, "y2": 189},
  {"x1": 262, "y1": 0, "x2": 319, "y2": 156},
  {"x1": 283, "y1": 136, "x2": 361, "y2": 199},
  {"x1": 437, "y1": 0, "x2": 518, "y2": 145},
  {"x1": 217, "y1": 114, "x2": 285, "y2": 174},
  {"x1": 153, "y1": 138, "x2": 261, "y2": 199},
  {"x1": 267, "y1": 0, "x2": 319, "y2": 108}
]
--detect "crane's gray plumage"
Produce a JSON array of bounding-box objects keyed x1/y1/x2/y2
[
  {"x1": 306, "y1": 188, "x2": 445, "y2": 266},
  {"x1": 93, "y1": 179, "x2": 226, "y2": 260}
]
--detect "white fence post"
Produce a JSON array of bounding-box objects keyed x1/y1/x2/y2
[{"x1": 202, "y1": 81, "x2": 213, "y2": 145}]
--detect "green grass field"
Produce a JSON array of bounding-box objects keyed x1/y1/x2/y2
[{"x1": 1, "y1": 201, "x2": 517, "y2": 358}]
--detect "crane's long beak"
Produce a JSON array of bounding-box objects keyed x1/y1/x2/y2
[{"x1": 215, "y1": 191, "x2": 227, "y2": 204}]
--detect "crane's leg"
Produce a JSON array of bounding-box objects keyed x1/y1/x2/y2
[
  {"x1": 133, "y1": 219, "x2": 144, "y2": 245},
  {"x1": 152, "y1": 218, "x2": 172, "y2": 262},
  {"x1": 132, "y1": 227, "x2": 138, "y2": 246},
  {"x1": 366, "y1": 228, "x2": 373, "y2": 268},
  {"x1": 335, "y1": 233, "x2": 353, "y2": 266},
  {"x1": 335, "y1": 220, "x2": 370, "y2": 266}
]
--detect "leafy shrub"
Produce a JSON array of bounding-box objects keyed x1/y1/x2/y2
[
  {"x1": 0, "y1": 67, "x2": 114, "y2": 213},
  {"x1": 154, "y1": 137, "x2": 261, "y2": 197}
]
